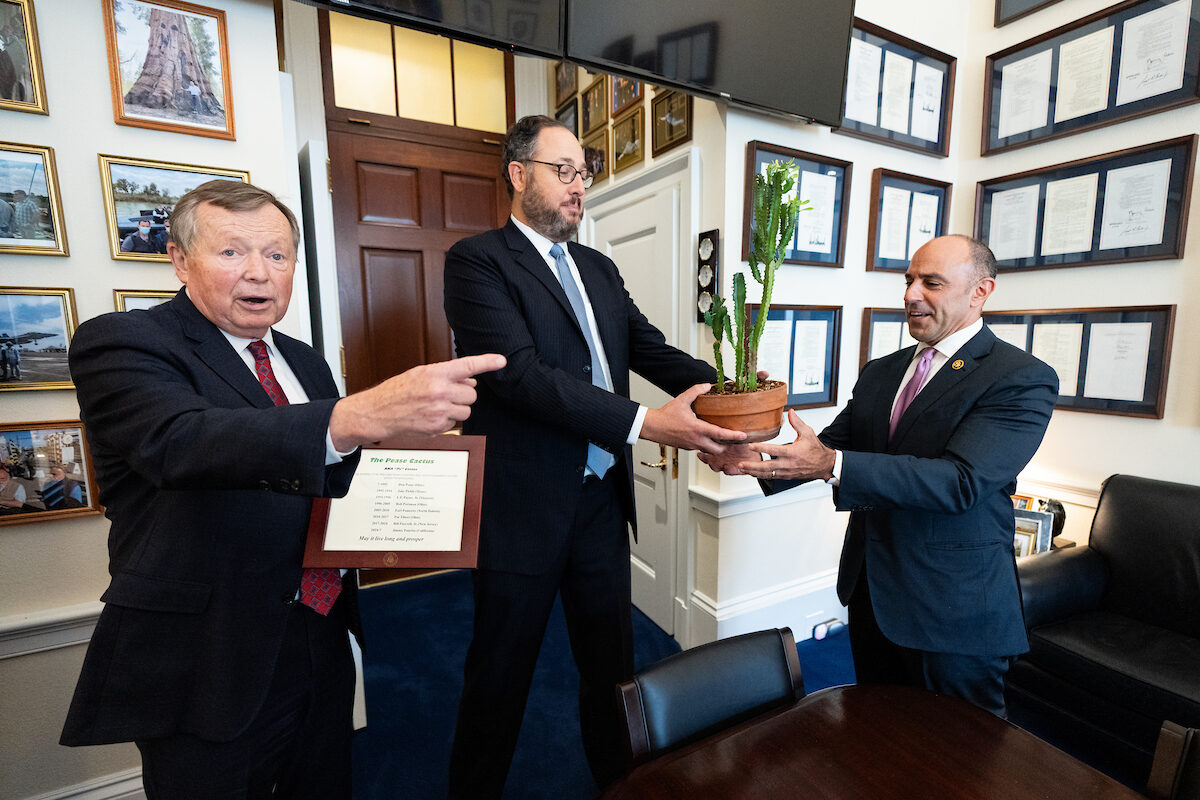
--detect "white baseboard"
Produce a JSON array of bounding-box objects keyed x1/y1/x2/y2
[
  {"x1": 687, "y1": 570, "x2": 842, "y2": 648},
  {"x1": 24, "y1": 768, "x2": 144, "y2": 800}
]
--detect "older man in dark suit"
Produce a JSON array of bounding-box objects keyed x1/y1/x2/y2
[
  {"x1": 705, "y1": 235, "x2": 1058, "y2": 717},
  {"x1": 443, "y1": 115, "x2": 742, "y2": 796},
  {"x1": 60, "y1": 180, "x2": 504, "y2": 799}
]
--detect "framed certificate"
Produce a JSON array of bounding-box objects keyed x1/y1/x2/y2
[
  {"x1": 304, "y1": 434, "x2": 485, "y2": 569},
  {"x1": 866, "y1": 168, "x2": 952, "y2": 272},
  {"x1": 860, "y1": 308, "x2": 917, "y2": 369},
  {"x1": 747, "y1": 304, "x2": 842, "y2": 410}
]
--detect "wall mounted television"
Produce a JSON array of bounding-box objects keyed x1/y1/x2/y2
[{"x1": 565, "y1": 0, "x2": 856, "y2": 125}]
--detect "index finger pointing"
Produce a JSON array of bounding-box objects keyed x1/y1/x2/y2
[{"x1": 444, "y1": 353, "x2": 506, "y2": 380}]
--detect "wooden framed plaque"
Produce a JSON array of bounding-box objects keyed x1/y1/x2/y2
[{"x1": 304, "y1": 434, "x2": 485, "y2": 569}]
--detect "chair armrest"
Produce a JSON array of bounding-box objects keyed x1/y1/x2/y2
[{"x1": 1018, "y1": 546, "x2": 1108, "y2": 630}]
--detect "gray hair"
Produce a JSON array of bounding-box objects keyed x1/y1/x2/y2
[
  {"x1": 946, "y1": 234, "x2": 997, "y2": 280},
  {"x1": 169, "y1": 180, "x2": 300, "y2": 254}
]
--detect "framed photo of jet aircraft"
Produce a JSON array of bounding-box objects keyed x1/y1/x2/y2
[{"x1": 0, "y1": 286, "x2": 78, "y2": 392}]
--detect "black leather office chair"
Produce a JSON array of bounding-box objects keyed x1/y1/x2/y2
[
  {"x1": 615, "y1": 627, "x2": 805, "y2": 770},
  {"x1": 1148, "y1": 721, "x2": 1200, "y2": 800}
]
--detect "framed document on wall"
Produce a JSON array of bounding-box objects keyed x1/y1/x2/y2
[
  {"x1": 974, "y1": 135, "x2": 1195, "y2": 271},
  {"x1": 866, "y1": 168, "x2": 952, "y2": 271},
  {"x1": 983, "y1": 305, "x2": 1175, "y2": 417},
  {"x1": 859, "y1": 308, "x2": 917, "y2": 369},
  {"x1": 983, "y1": 0, "x2": 1200, "y2": 155},
  {"x1": 838, "y1": 19, "x2": 956, "y2": 157},
  {"x1": 743, "y1": 141, "x2": 852, "y2": 268},
  {"x1": 748, "y1": 304, "x2": 841, "y2": 410}
]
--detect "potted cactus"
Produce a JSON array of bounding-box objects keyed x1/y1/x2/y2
[{"x1": 693, "y1": 159, "x2": 806, "y2": 441}]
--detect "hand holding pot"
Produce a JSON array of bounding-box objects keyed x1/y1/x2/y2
[
  {"x1": 738, "y1": 410, "x2": 836, "y2": 481},
  {"x1": 642, "y1": 383, "x2": 748, "y2": 453}
]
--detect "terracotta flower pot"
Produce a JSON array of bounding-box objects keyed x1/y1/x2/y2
[{"x1": 692, "y1": 381, "x2": 787, "y2": 443}]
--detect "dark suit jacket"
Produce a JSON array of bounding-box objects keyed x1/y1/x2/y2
[
  {"x1": 769, "y1": 327, "x2": 1057, "y2": 657},
  {"x1": 443, "y1": 220, "x2": 715, "y2": 574},
  {"x1": 61, "y1": 291, "x2": 360, "y2": 746}
]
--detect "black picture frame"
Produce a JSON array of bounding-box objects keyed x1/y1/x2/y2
[
  {"x1": 983, "y1": 305, "x2": 1175, "y2": 418},
  {"x1": 748, "y1": 304, "x2": 841, "y2": 410},
  {"x1": 996, "y1": 0, "x2": 1067, "y2": 27},
  {"x1": 555, "y1": 96, "x2": 578, "y2": 138},
  {"x1": 983, "y1": 0, "x2": 1200, "y2": 155},
  {"x1": 837, "y1": 19, "x2": 956, "y2": 158},
  {"x1": 866, "y1": 168, "x2": 952, "y2": 272},
  {"x1": 859, "y1": 308, "x2": 916, "y2": 370},
  {"x1": 743, "y1": 141, "x2": 852, "y2": 268},
  {"x1": 974, "y1": 135, "x2": 1195, "y2": 272}
]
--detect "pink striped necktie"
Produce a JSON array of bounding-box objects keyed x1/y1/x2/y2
[
  {"x1": 248, "y1": 340, "x2": 342, "y2": 616},
  {"x1": 889, "y1": 346, "x2": 936, "y2": 441}
]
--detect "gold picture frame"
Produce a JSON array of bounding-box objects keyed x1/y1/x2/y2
[
  {"x1": 611, "y1": 75, "x2": 642, "y2": 118},
  {"x1": 583, "y1": 128, "x2": 609, "y2": 185},
  {"x1": 0, "y1": 141, "x2": 68, "y2": 256},
  {"x1": 0, "y1": 286, "x2": 78, "y2": 392},
  {"x1": 581, "y1": 74, "x2": 608, "y2": 137},
  {"x1": 554, "y1": 59, "x2": 577, "y2": 108},
  {"x1": 0, "y1": 420, "x2": 101, "y2": 527},
  {"x1": 651, "y1": 90, "x2": 693, "y2": 157},
  {"x1": 612, "y1": 106, "x2": 645, "y2": 174},
  {"x1": 0, "y1": 0, "x2": 48, "y2": 115},
  {"x1": 113, "y1": 289, "x2": 177, "y2": 311},
  {"x1": 99, "y1": 154, "x2": 249, "y2": 262},
  {"x1": 102, "y1": 0, "x2": 236, "y2": 140}
]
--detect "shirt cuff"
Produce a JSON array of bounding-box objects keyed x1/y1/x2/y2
[
  {"x1": 627, "y1": 405, "x2": 649, "y2": 445},
  {"x1": 825, "y1": 449, "x2": 842, "y2": 486},
  {"x1": 325, "y1": 429, "x2": 357, "y2": 466}
]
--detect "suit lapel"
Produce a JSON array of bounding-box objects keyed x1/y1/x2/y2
[
  {"x1": 504, "y1": 221, "x2": 584, "y2": 340},
  {"x1": 275, "y1": 333, "x2": 333, "y2": 402},
  {"x1": 169, "y1": 292, "x2": 274, "y2": 409},
  {"x1": 890, "y1": 328, "x2": 995, "y2": 446}
]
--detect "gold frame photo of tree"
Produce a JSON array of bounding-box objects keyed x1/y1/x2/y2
[{"x1": 102, "y1": 0, "x2": 235, "y2": 140}]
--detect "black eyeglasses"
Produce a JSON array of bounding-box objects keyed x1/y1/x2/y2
[{"x1": 525, "y1": 159, "x2": 594, "y2": 188}]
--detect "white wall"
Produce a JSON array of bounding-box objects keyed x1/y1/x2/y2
[{"x1": 1, "y1": 1, "x2": 304, "y2": 796}]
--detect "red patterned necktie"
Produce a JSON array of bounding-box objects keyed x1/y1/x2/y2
[
  {"x1": 889, "y1": 346, "x2": 937, "y2": 441},
  {"x1": 248, "y1": 339, "x2": 342, "y2": 616}
]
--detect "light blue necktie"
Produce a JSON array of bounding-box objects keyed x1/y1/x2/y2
[{"x1": 550, "y1": 243, "x2": 615, "y2": 479}]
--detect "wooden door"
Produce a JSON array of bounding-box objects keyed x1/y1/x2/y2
[{"x1": 329, "y1": 131, "x2": 508, "y2": 394}]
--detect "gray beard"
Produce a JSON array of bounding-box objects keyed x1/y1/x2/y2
[{"x1": 521, "y1": 192, "x2": 579, "y2": 242}]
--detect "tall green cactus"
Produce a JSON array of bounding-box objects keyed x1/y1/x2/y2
[{"x1": 704, "y1": 160, "x2": 806, "y2": 392}]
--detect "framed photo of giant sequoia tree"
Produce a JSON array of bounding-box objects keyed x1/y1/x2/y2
[{"x1": 103, "y1": 0, "x2": 235, "y2": 140}]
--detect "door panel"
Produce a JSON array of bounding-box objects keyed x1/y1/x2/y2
[{"x1": 330, "y1": 131, "x2": 507, "y2": 393}]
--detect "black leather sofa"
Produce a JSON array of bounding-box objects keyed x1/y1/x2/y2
[{"x1": 1006, "y1": 474, "x2": 1200, "y2": 785}]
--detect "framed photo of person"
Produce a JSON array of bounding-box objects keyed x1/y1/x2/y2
[
  {"x1": 0, "y1": 420, "x2": 100, "y2": 527},
  {"x1": 102, "y1": 0, "x2": 236, "y2": 140},
  {"x1": 747, "y1": 304, "x2": 842, "y2": 410},
  {"x1": 0, "y1": 141, "x2": 67, "y2": 256},
  {"x1": 99, "y1": 154, "x2": 249, "y2": 262},
  {"x1": 866, "y1": 168, "x2": 952, "y2": 271},
  {"x1": 554, "y1": 59, "x2": 576, "y2": 107},
  {"x1": 743, "y1": 140, "x2": 852, "y2": 268},
  {"x1": 0, "y1": 0, "x2": 48, "y2": 114},
  {"x1": 113, "y1": 289, "x2": 176, "y2": 311},
  {"x1": 1014, "y1": 507, "x2": 1055, "y2": 556},
  {"x1": 583, "y1": 128, "x2": 609, "y2": 184},
  {"x1": 0, "y1": 286, "x2": 77, "y2": 391},
  {"x1": 611, "y1": 75, "x2": 642, "y2": 118},
  {"x1": 651, "y1": 90, "x2": 692, "y2": 157},
  {"x1": 555, "y1": 97, "x2": 578, "y2": 138},
  {"x1": 983, "y1": 0, "x2": 1200, "y2": 154},
  {"x1": 612, "y1": 106, "x2": 644, "y2": 174},
  {"x1": 581, "y1": 74, "x2": 608, "y2": 137}
]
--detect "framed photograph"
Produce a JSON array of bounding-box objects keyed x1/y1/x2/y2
[
  {"x1": 554, "y1": 59, "x2": 577, "y2": 107},
  {"x1": 581, "y1": 74, "x2": 608, "y2": 137},
  {"x1": 99, "y1": 154, "x2": 249, "y2": 262},
  {"x1": 748, "y1": 304, "x2": 842, "y2": 410},
  {"x1": 0, "y1": 420, "x2": 100, "y2": 526},
  {"x1": 866, "y1": 168, "x2": 952, "y2": 272},
  {"x1": 1014, "y1": 507, "x2": 1055, "y2": 557},
  {"x1": 0, "y1": 0, "x2": 48, "y2": 114},
  {"x1": 838, "y1": 19, "x2": 956, "y2": 158},
  {"x1": 996, "y1": 0, "x2": 1066, "y2": 26},
  {"x1": 0, "y1": 287, "x2": 76, "y2": 391},
  {"x1": 743, "y1": 140, "x2": 852, "y2": 268},
  {"x1": 555, "y1": 97, "x2": 578, "y2": 138},
  {"x1": 612, "y1": 106, "x2": 644, "y2": 174},
  {"x1": 611, "y1": 75, "x2": 642, "y2": 118},
  {"x1": 983, "y1": 304, "x2": 1175, "y2": 418},
  {"x1": 983, "y1": 0, "x2": 1200, "y2": 155},
  {"x1": 583, "y1": 128, "x2": 609, "y2": 184},
  {"x1": 859, "y1": 308, "x2": 916, "y2": 369},
  {"x1": 103, "y1": 0, "x2": 235, "y2": 140},
  {"x1": 1011, "y1": 494, "x2": 1035, "y2": 510},
  {"x1": 0, "y1": 141, "x2": 67, "y2": 256},
  {"x1": 114, "y1": 288, "x2": 176, "y2": 311},
  {"x1": 651, "y1": 90, "x2": 692, "y2": 157},
  {"x1": 975, "y1": 136, "x2": 1195, "y2": 272}
]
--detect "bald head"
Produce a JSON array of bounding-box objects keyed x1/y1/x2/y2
[{"x1": 903, "y1": 236, "x2": 997, "y2": 345}]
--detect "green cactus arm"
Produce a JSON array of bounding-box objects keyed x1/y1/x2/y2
[{"x1": 732, "y1": 272, "x2": 747, "y2": 392}]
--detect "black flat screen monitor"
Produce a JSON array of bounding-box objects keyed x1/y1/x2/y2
[
  {"x1": 299, "y1": 0, "x2": 565, "y2": 58},
  {"x1": 566, "y1": 0, "x2": 855, "y2": 125}
]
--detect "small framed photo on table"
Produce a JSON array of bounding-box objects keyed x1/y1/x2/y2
[{"x1": 1014, "y1": 507, "x2": 1055, "y2": 557}]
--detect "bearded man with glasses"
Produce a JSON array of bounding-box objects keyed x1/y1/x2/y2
[{"x1": 443, "y1": 115, "x2": 744, "y2": 797}]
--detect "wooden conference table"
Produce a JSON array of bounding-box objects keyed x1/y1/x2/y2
[{"x1": 602, "y1": 684, "x2": 1144, "y2": 799}]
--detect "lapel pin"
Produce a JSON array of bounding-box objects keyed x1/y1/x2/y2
[{"x1": 951, "y1": 359, "x2": 965, "y2": 370}]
